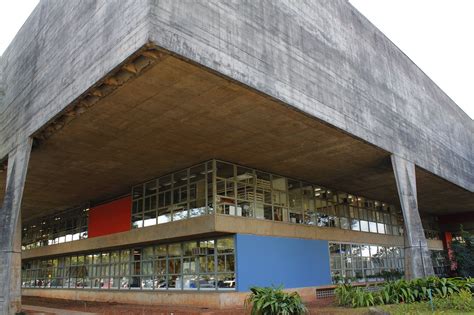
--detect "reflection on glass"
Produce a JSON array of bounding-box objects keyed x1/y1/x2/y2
[
  {"x1": 22, "y1": 237, "x2": 235, "y2": 292},
  {"x1": 330, "y1": 242, "x2": 404, "y2": 284}
]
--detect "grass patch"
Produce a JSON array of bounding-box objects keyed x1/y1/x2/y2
[{"x1": 380, "y1": 302, "x2": 474, "y2": 315}]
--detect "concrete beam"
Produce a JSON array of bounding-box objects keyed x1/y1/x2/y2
[
  {"x1": 0, "y1": 139, "x2": 32, "y2": 315},
  {"x1": 391, "y1": 154, "x2": 434, "y2": 279}
]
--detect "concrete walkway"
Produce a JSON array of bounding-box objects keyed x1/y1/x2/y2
[{"x1": 23, "y1": 304, "x2": 100, "y2": 315}]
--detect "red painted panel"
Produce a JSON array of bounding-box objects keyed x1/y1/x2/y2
[
  {"x1": 88, "y1": 196, "x2": 131, "y2": 238},
  {"x1": 443, "y1": 232, "x2": 457, "y2": 271}
]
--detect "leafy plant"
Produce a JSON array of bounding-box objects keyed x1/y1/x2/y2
[
  {"x1": 245, "y1": 286, "x2": 308, "y2": 315},
  {"x1": 334, "y1": 284, "x2": 379, "y2": 308},
  {"x1": 350, "y1": 287, "x2": 375, "y2": 308},
  {"x1": 334, "y1": 276, "x2": 474, "y2": 308},
  {"x1": 451, "y1": 226, "x2": 474, "y2": 277},
  {"x1": 433, "y1": 289, "x2": 474, "y2": 311},
  {"x1": 334, "y1": 283, "x2": 353, "y2": 306}
]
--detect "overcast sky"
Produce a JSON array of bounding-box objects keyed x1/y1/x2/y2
[{"x1": 0, "y1": 1, "x2": 472, "y2": 119}]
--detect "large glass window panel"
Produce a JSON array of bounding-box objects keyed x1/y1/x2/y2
[
  {"x1": 172, "y1": 203, "x2": 188, "y2": 221},
  {"x1": 288, "y1": 180, "x2": 302, "y2": 218},
  {"x1": 302, "y1": 185, "x2": 316, "y2": 224},
  {"x1": 237, "y1": 199, "x2": 253, "y2": 217},
  {"x1": 351, "y1": 218, "x2": 360, "y2": 231},
  {"x1": 157, "y1": 206, "x2": 171, "y2": 224},
  {"x1": 236, "y1": 166, "x2": 254, "y2": 184},
  {"x1": 369, "y1": 221, "x2": 378, "y2": 233},
  {"x1": 132, "y1": 185, "x2": 143, "y2": 200},
  {"x1": 131, "y1": 214, "x2": 143, "y2": 229},
  {"x1": 377, "y1": 223, "x2": 386, "y2": 234},
  {"x1": 217, "y1": 238, "x2": 234, "y2": 254},
  {"x1": 190, "y1": 164, "x2": 206, "y2": 183},
  {"x1": 217, "y1": 273, "x2": 235, "y2": 290},
  {"x1": 236, "y1": 181, "x2": 254, "y2": 202},
  {"x1": 159, "y1": 175, "x2": 173, "y2": 191},
  {"x1": 174, "y1": 170, "x2": 188, "y2": 189},
  {"x1": 143, "y1": 211, "x2": 156, "y2": 227},
  {"x1": 144, "y1": 180, "x2": 157, "y2": 197},
  {"x1": 144, "y1": 195, "x2": 157, "y2": 212},
  {"x1": 340, "y1": 217, "x2": 350, "y2": 230},
  {"x1": 189, "y1": 180, "x2": 207, "y2": 217},
  {"x1": 216, "y1": 161, "x2": 234, "y2": 179}
]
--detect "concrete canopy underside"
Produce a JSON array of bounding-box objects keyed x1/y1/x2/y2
[{"x1": 0, "y1": 53, "x2": 471, "y2": 220}]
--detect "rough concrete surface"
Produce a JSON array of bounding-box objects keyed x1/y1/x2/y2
[
  {"x1": 148, "y1": 0, "x2": 474, "y2": 192},
  {"x1": 0, "y1": 140, "x2": 32, "y2": 314},
  {"x1": 0, "y1": 1, "x2": 472, "y2": 192},
  {"x1": 0, "y1": 0, "x2": 472, "y2": 313},
  {"x1": 391, "y1": 154, "x2": 434, "y2": 278}
]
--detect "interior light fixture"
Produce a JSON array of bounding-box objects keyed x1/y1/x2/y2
[{"x1": 181, "y1": 174, "x2": 197, "y2": 181}]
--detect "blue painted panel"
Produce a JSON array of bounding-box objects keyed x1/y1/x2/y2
[{"x1": 235, "y1": 234, "x2": 331, "y2": 291}]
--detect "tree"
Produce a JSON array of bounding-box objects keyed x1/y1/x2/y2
[{"x1": 451, "y1": 227, "x2": 474, "y2": 277}]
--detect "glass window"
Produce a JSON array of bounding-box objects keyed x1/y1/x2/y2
[
  {"x1": 330, "y1": 242, "x2": 404, "y2": 284},
  {"x1": 22, "y1": 237, "x2": 234, "y2": 292}
]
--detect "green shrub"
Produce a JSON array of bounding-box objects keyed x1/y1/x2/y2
[
  {"x1": 433, "y1": 289, "x2": 474, "y2": 311},
  {"x1": 334, "y1": 283, "x2": 353, "y2": 306},
  {"x1": 452, "y1": 227, "x2": 474, "y2": 277},
  {"x1": 334, "y1": 276, "x2": 474, "y2": 308},
  {"x1": 350, "y1": 287, "x2": 376, "y2": 308},
  {"x1": 334, "y1": 284, "x2": 379, "y2": 308},
  {"x1": 453, "y1": 289, "x2": 474, "y2": 311},
  {"x1": 245, "y1": 286, "x2": 308, "y2": 315}
]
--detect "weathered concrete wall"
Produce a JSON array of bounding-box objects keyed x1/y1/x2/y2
[
  {"x1": 0, "y1": 58, "x2": 4, "y2": 112},
  {"x1": 1, "y1": 0, "x2": 472, "y2": 191},
  {"x1": 392, "y1": 154, "x2": 434, "y2": 278},
  {"x1": 148, "y1": 0, "x2": 473, "y2": 192},
  {"x1": 0, "y1": 0, "x2": 150, "y2": 158},
  {"x1": 0, "y1": 140, "x2": 32, "y2": 314},
  {"x1": 22, "y1": 286, "x2": 320, "y2": 309}
]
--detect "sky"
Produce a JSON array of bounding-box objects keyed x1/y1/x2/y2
[{"x1": 0, "y1": 1, "x2": 472, "y2": 119}]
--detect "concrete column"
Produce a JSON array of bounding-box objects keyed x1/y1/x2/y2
[
  {"x1": 391, "y1": 154, "x2": 434, "y2": 279},
  {"x1": 0, "y1": 139, "x2": 32, "y2": 315}
]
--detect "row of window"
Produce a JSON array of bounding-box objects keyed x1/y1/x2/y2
[
  {"x1": 131, "y1": 161, "x2": 214, "y2": 228},
  {"x1": 132, "y1": 160, "x2": 405, "y2": 237},
  {"x1": 22, "y1": 160, "x2": 441, "y2": 250},
  {"x1": 22, "y1": 206, "x2": 89, "y2": 250},
  {"x1": 329, "y1": 242, "x2": 405, "y2": 284},
  {"x1": 22, "y1": 237, "x2": 235, "y2": 291}
]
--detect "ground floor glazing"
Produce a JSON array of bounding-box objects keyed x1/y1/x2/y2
[{"x1": 22, "y1": 236, "x2": 235, "y2": 291}]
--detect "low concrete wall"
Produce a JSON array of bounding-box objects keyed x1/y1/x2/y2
[{"x1": 22, "y1": 286, "x2": 319, "y2": 308}]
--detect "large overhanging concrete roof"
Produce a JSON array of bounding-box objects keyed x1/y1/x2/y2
[
  {"x1": 0, "y1": 51, "x2": 472, "y2": 219},
  {"x1": 0, "y1": 1, "x2": 472, "y2": 219}
]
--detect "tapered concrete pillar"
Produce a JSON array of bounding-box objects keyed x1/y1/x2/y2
[
  {"x1": 0, "y1": 139, "x2": 32, "y2": 315},
  {"x1": 391, "y1": 154, "x2": 434, "y2": 279}
]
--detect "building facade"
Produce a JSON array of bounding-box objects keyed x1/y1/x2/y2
[{"x1": 0, "y1": 1, "x2": 472, "y2": 313}]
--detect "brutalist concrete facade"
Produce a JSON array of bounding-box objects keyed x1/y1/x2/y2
[{"x1": 0, "y1": 1, "x2": 473, "y2": 314}]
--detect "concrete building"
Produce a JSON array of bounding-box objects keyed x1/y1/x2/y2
[{"x1": 0, "y1": 0, "x2": 472, "y2": 313}]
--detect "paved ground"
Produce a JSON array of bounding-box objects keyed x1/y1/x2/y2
[
  {"x1": 22, "y1": 296, "x2": 361, "y2": 315},
  {"x1": 22, "y1": 296, "x2": 246, "y2": 315},
  {"x1": 23, "y1": 304, "x2": 99, "y2": 315}
]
